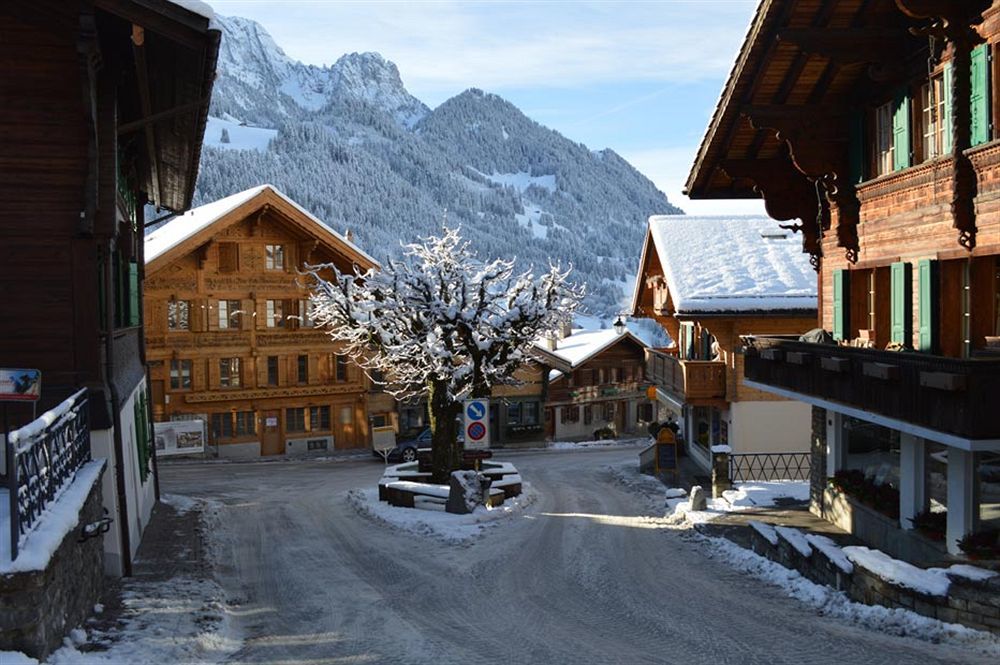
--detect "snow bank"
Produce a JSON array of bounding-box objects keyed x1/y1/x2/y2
[
  {"x1": 0, "y1": 651, "x2": 38, "y2": 664},
  {"x1": 0, "y1": 460, "x2": 105, "y2": 573},
  {"x1": 843, "y1": 547, "x2": 951, "y2": 597},
  {"x1": 664, "y1": 488, "x2": 687, "y2": 499},
  {"x1": 703, "y1": 535, "x2": 1000, "y2": 654},
  {"x1": 946, "y1": 565, "x2": 998, "y2": 583},
  {"x1": 719, "y1": 481, "x2": 809, "y2": 510},
  {"x1": 549, "y1": 437, "x2": 648, "y2": 450},
  {"x1": 347, "y1": 484, "x2": 538, "y2": 544},
  {"x1": 775, "y1": 526, "x2": 812, "y2": 558},
  {"x1": 480, "y1": 170, "x2": 557, "y2": 194},
  {"x1": 160, "y1": 493, "x2": 199, "y2": 515},
  {"x1": 710, "y1": 444, "x2": 732, "y2": 454},
  {"x1": 805, "y1": 533, "x2": 854, "y2": 574},
  {"x1": 204, "y1": 116, "x2": 278, "y2": 152}
]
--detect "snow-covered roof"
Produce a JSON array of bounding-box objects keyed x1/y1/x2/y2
[
  {"x1": 145, "y1": 184, "x2": 378, "y2": 268},
  {"x1": 533, "y1": 328, "x2": 647, "y2": 382},
  {"x1": 636, "y1": 215, "x2": 817, "y2": 315}
]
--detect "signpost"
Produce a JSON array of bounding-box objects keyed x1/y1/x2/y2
[
  {"x1": 464, "y1": 398, "x2": 490, "y2": 451},
  {"x1": 1, "y1": 368, "x2": 41, "y2": 562}
]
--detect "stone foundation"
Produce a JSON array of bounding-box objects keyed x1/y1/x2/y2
[{"x1": 0, "y1": 463, "x2": 106, "y2": 660}]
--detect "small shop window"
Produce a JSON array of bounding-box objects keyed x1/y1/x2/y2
[
  {"x1": 286, "y1": 407, "x2": 306, "y2": 432},
  {"x1": 522, "y1": 402, "x2": 540, "y2": 426},
  {"x1": 507, "y1": 402, "x2": 522, "y2": 425},
  {"x1": 310, "y1": 406, "x2": 331, "y2": 431},
  {"x1": 560, "y1": 406, "x2": 579, "y2": 424},
  {"x1": 234, "y1": 411, "x2": 256, "y2": 437}
]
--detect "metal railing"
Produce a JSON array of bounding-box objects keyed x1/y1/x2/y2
[
  {"x1": 729, "y1": 451, "x2": 811, "y2": 483},
  {"x1": 4, "y1": 389, "x2": 91, "y2": 560}
]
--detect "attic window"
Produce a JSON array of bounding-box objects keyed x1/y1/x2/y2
[{"x1": 760, "y1": 232, "x2": 788, "y2": 240}]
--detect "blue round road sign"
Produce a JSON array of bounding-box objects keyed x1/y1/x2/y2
[
  {"x1": 466, "y1": 401, "x2": 486, "y2": 420},
  {"x1": 467, "y1": 421, "x2": 487, "y2": 441}
]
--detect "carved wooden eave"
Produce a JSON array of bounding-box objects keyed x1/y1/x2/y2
[
  {"x1": 721, "y1": 157, "x2": 825, "y2": 270},
  {"x1": 776, "y1": 27, "x2": 912, "y2": 67}
]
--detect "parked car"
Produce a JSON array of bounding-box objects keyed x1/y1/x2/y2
[{"x1": 385, "y1": 426, "x2": 465, "y2": 463}]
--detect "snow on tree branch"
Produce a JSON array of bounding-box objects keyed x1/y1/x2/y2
[{"x1": 305, "y1": 226, "x2": 583, "y2": 402}]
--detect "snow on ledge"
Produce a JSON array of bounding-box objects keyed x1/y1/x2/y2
[
  {"x1": 0, "y1": 460, "x2": 105, "y2": 573},
  {"x1": 843, "y1": 546, "x2": 951, "y2": 597},
  {"x1": 748, "y1": 520, "x2": 778, "y2": 546},
  {"x1": 710, "y1": 445, "x2": 732, "y2": 454},
  {"x1": 346, "y1": 483, "x2": 538, "y2": 543},
  {"x1": 775, "y1": 526, "x2": 812, "y2": 558},
  {"x1": 805, "y1": 533, "x2": 854, "y2": 574},
  {"x1": 946, "y1": 564, "x2": 998, "y2": 583}
]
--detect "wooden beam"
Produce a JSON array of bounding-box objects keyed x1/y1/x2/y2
[
  {"x1": 131, "y1": 25, "x2": 161, "y2": 207},
  {"x1": 117, "y1": 98, "x2": 209, "y2": 135},
  {"x1": 777, "y1": 28, "x2": 912, "y2": 64}
]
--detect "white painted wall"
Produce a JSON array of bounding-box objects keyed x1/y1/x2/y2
[
  {"x1": 727, "y1": 400, "x2": 812, "y2": 454},
  {"x1": 89, "y1": 428, "x2": 122, "y2": 576},
  {"x1": 120, "y1": 380, "x2": 157, "y2": 564}
]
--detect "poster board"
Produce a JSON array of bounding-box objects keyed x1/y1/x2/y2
[
  {"x1": 372, "y1": 425, "x2": 396, "y2": 452},
  {"x1": 154, "y1": 420, "x2": 206, "y2": 457},
  {"x1": 0, "y1": 368, "x2": 41, "y2": 402}
]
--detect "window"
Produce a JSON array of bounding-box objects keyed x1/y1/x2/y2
[
  {"x1": 234, "y1": 411, "x2": 256, "y2": 436},
  {"x1": 211, "y1": 413, "x2": 233, "y2": 439},
  {"x1": 919, "y1": 75, "x2": 947, "y2": 161},
  {"x1": 371, "y1": 414, "x2": 388, "y2": 428},
  {"x1": 266, "y1": 300, "x2": 285, "y2": 328},
  {"x1": 267, "y1": 356, "x2": 279, "y2": 386},
  {"x1": 610, "y1": 368, "x2": 620, "y2": 384},
  {"x1": 507, "y1": 402, "x2": 522, "y2": 425},
  {"x1": 219, "y1": 358, "x2": 241, "y2": 388},
  {"x1": 218, "y1": 242, "x2": 239, "y2": 273},
  {"x1": 522, "y1": 401, "x2": 540, "y2": 425},
  {"x1": 218, "y1": 299, "x2": 241, "y2": 329},
  {"x1": 597, "y1": 368, "x2": 606, "y2": 385},
  {"x1": 603, "y1": 402, "x2": 616, "y2": 421},
  {"x1": 875, "y1": 100, "x2": 895, "y2": 176},
  {"x1": 286, "y1": 407, "x2": 306, "y2": 432},
  {"x1": 310, "y1": 406, "x2": 331, "y2": 431},
  {"x1": 583, "y1": 405, "x2": 593, "y2": 425},
  {"x1": 638, "y1": 403, "x2": 654, "y2": 422},
  {"x1": 335, "y1": 355, "x2": 348, "y2": 382},
  {"x1": 297, "y1": 355, "x2": 308, "y2": 384},
  {"x1": 170, "y1": 359, "x2": 192, "y2": 390},
  {"x1": 560, "y1": 406, "x2": 579, "y2": 424},
  {"x1": 265, "y1": 244, "x2": 285, "y2": 270},
  {"x1": 299, "y1": 299, "x2": 315, "y2": 328},
  {"x1": 167, "y1": 300, "x2": 190, "y2": 331}
]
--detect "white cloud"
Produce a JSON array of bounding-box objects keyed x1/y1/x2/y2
[
  {"x1": 211, "y1": 0, "x2": 755, "y2": 102},
  {"x1": 621, "y1": 146, "x2": 767, "y2": 216}
]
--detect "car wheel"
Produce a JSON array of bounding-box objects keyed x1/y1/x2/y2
[{"x1": 401, "y1": 447, "x2": 417, "y2": 462}]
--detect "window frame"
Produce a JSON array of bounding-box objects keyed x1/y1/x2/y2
[
  {"x1": 169, "y1": 358, "x2": 192, "y2": 390},
  {"x1": 219, "y1": 357, "x2": 242, "y2": 388},
  {"x1": 265, "y1": 244, "x2": 285, "y2": 271},
  {"x1": 297, "y1": 354, "x2": 309, "y2": 384},
  {"x1": 266, "y1": 299, "x2": 285, "y2": 328},
  {"x1": 167, "y1": 300, "x2": 191, "y2": 331}
]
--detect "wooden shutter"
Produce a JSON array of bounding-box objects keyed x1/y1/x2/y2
[
  {"x1": 832, "y1": 269, "x2": 850, "y2": 341},
  {"x1": 128, "y1": 262, "x2": 140, "y2": 326},
  {"x1": 890, "y1": 261, "x2": 913, "y2": 346},
  {"x1": 892, "y1": 90, "x2": 911, "y2": 171},
  {"x1": 971, "y1": 43, "x2": 991, "y2": 146},
  {"x1": 218, "y1": 242, "x2": 239, "y2": 273},
  {"x1": 917, "y1": 259, "x2": 939, "y2": 353},
  {"x1": 943, "y1": 62, "x2": 953, "y2": 154},
  {"x1": 848, "y1": 110, "x2": 865, "y2": 184}
]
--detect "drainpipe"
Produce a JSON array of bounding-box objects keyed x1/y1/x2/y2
[{"x1": 105, "y1": 241, "x2": 133, "y2": 576}]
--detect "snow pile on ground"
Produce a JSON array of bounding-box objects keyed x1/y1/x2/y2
[
  {"x1": 666, "y1": 481, "x2": 810, "y2": 525},
  {"x1": 700, "y1": 534, "x2": 1000, "y2": 654},
  {"x1": 204, "y1": 115, "x2": 278, "y2": 152},
  {"x1": 160, "y1": 493, "x2": 199, "y2": 515},
  {"x1": 346, "y1": 483, "x2": 538, "y2": 544},
  {"x1": 0, "y1": 460, "x2": 105, "y2": 572},
  {"x1": 550, "y1": 437, "x2": 648, "y2": 450}
]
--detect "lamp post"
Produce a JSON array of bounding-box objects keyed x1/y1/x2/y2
[{"x1": 613, "y1": 315, "x2": 626, "y2": 336}]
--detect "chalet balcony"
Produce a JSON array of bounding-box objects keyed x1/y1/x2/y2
[
  {"x1": 646, "y1": 349, "x2": 726, "y2": 403},
  {"x1": 744, "y1": 336, "x2": 1000, "y2": 440},
  {"x1": 565, "y1": 381, "x2": 645, "y2": 402}
]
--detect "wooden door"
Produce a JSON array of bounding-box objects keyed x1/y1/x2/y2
[
  {"x1": 545, "y1": 407, "x2": 555, "y2": 439},
  {"x1": 260, "y1": 410, "x2": 283, "y2": 456}
]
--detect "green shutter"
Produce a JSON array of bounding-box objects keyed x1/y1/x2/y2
[
  {"x1": 893, "y1": 90, "x2": 911, "y2": 170},
  {"x1": 890, "y1": 261, "x2": 913, "y2": 346},
  {"x1": 917, "y1": 259, "x2": 939, "y2": 353},
  {"x1": 849, "y1": 110, "x2": 865, "y2": 184},
  {"x1": 971, "y1": 43, "x2": 991, "y2": 146},
  {"x1": 832, "y1": 269, "x2": 849, "y2": 341},
  {"x1": 128, "y1": 261, "x2": 140, "y2": 327},
  {"x1": 943, "y1": 62, "x2": 953, "y2": 154}
]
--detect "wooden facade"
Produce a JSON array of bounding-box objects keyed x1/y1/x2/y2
[
  {"x1": 1, "y1": 0, "x2": 219, "y2": 575},
  {"x1": 534, "y1": 332, "x2": 652, "y2": 441},
  {"x1": 686, "y1": 0, "x2": 1000, "y2": 554},
  {"x1": 144, "y1": 185, "x2": 382, "y2": 456}
]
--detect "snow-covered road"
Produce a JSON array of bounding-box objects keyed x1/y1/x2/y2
[{"x1": 161, "y1": 450, "x2": 992, "y2": 664}]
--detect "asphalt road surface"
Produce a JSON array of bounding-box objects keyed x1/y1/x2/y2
[{"x1": 161, "y1": 449, "x2": 995, "y2": 665}]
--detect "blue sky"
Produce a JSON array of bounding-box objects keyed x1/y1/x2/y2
[{"x1": 208, "y1": 0, "x2": 766, "y2": 215}]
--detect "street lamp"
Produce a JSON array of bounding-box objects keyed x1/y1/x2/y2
[{"x1": 613, "y1": 315, "x2": 626, "y2": 336}]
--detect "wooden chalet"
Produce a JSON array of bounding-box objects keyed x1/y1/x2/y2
[
  {"x1": 144, "y1": 184, "x2": 385, "y2": 457},
  {"x1": 686, "y1": 0, "x2": 1000, "y2": 558},
  {"x1": 533, "y1": 328, "x2": 654, "y2": 441},
  {"x1": 631, "y1": 215, "x2": 818, "y2": 471},
  {"x1": 1, "y1": 0, "x2": 219, "y2": 576}
]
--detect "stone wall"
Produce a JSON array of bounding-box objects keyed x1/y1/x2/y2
[
  {"x1": 746, "y1": 524, "x2": 1000, "y2": 634},
  {"x1": 0, "y1": 464, "x2": 106, "y2": 660}
]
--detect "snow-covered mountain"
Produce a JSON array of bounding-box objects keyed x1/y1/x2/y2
[{"x1": 194, "y1": 15, "x2": 683, "y2": 315}]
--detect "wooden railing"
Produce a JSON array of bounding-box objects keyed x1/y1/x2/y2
[
  {"x1": 646, "y1": 349, "x2": 726, "y2": 401},
  {"x1": 744, "y1": 336, "x2": 1000, "y2": 440}
]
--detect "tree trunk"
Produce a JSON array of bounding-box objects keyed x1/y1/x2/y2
[{"x1": 428, "y1": 378, "x2": 462, "y2": 483}]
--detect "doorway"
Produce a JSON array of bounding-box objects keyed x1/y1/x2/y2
[{"x1": 260, "y1": 410, "x2": 283, "y2": 456}]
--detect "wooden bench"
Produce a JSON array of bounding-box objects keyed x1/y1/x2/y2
[{"x1": 383, "y1": 481, "x2": 450, "y2": 508}]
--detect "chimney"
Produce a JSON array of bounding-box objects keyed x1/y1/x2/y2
[
  {"x1": 345, "y1": 228, "x2": 354, "y2": 242},
  {"x1": 558, "y1": 320, "x2": 573, "y2": 339},
  {"x1": 544, "y1": 335, "x2": 558, "y2": 351}
]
